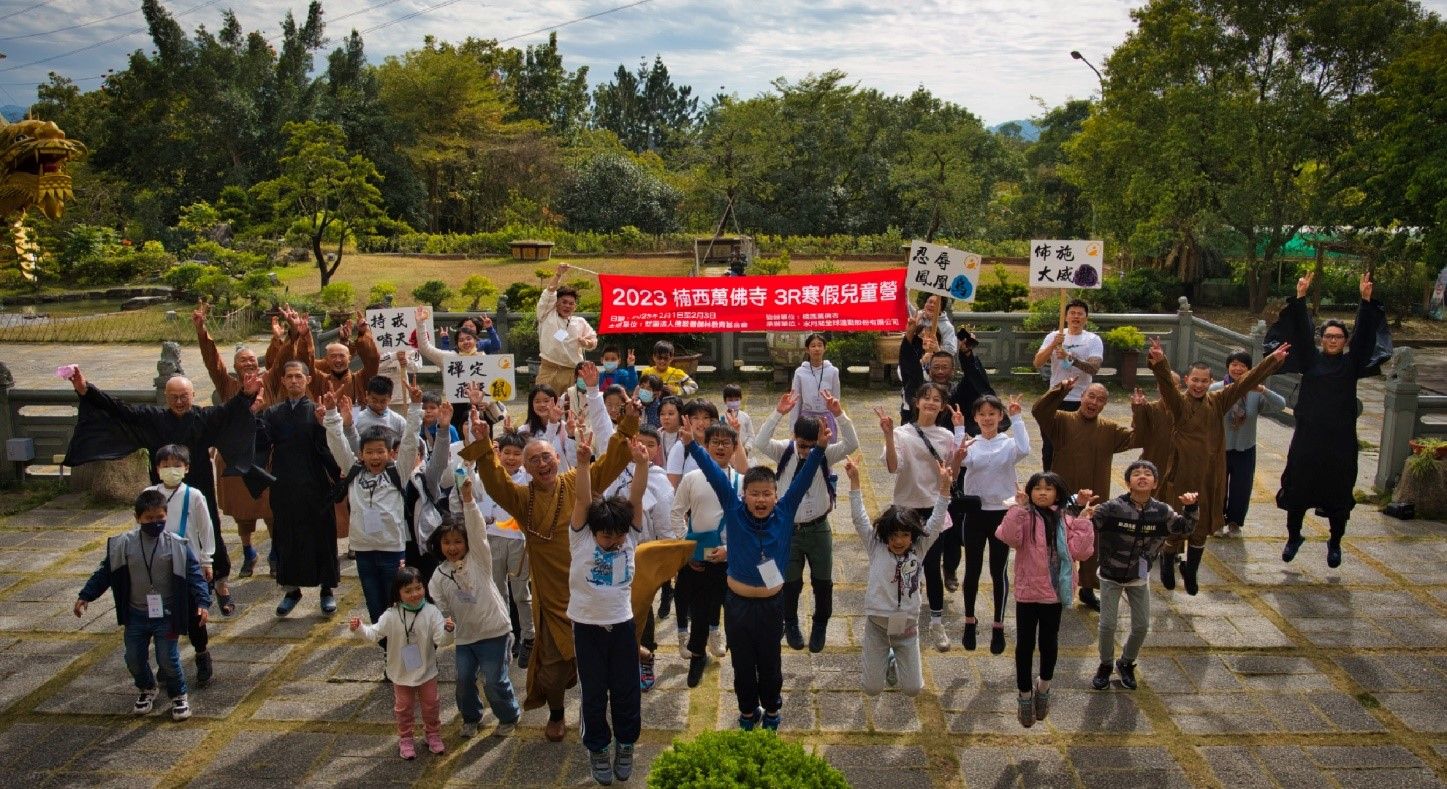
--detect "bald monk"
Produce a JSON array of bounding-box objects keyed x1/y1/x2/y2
[
  {"x1": 464, "y1": 399, "x2": 641, "y2": 742},
  {"x1": 1033, "y1": 379, "x2": 1140, "y2": 611},
  {"x1": 65, "y1": 366, "x2": 263, "y2": 616},
  {"x1": 1145, "y1": 337, "x2": 1288, "y2": 595},
  {"x1": 194, "y1": 300, "x2": 293, "y2": 578}
]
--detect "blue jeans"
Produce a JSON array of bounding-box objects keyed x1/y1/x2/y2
[
  {"x1": 355, "y1": 550, "x2": 405, "y2": 624},
  {"x1": 454, "y1": 634, "x2": 521, "y2": 725},
  {"x1": 124, "y1": 611, "x2": 184, "y2": 697}
]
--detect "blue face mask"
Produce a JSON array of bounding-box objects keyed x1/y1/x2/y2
[
  {"x1": 638, "y1": 389, "x2": 655, "y2": 404},
  {"x1": 602, "y1": 361, "x2": 619, "y2": 372},
  {"x1": 576, "y1": 380, "x2": 587, "y2": 391}
]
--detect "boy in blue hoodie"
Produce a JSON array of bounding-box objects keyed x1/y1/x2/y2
[
  {"x1": 75, "y1": 489, "x2": 210, "y2": 721},
  {"x1": 684, "y1": 416, "x2": 827, "y2": 731}
]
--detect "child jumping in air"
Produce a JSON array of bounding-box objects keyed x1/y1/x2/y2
[
  {"x1": 995, "y1": 472, "x2": 1096, "y2": 728},
  {"x1": 958, "y1": 395, "x2": 1030, "y2": 656},
  {"x1": 350, "y1": 567, "x2": 455, "y2": 759},
  {"x1": 845, "y1": 455, "x2": 955, "y2": 696}
]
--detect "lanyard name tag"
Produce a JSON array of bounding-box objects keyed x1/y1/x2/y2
[
  {"x1": 456, "y1": 588, "x2": 476, "y2": 604},
  {"x1": 146, "y1": 593, "x2": 164, "y2": 619},
  {"x1": 757, "y1": 558, "x2": 784, "y2": 588},
  {"x1": 887, "y1": 612, "x2": 910, "y2": 636},
  {"x1": 610, "y1": 555, "x2": 629, "y2": 586},
  {"x1": 553, "y1": 328, "x2": 570, "y2": 343},
  {"x1": 401, "y1": 643, "x2": 423, "y2": 671},
  {"x1": 362, "y1": 508, "x2": 386, "y2": 534}
]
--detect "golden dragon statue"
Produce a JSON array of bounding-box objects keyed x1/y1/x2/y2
[{"x1": 0, "y1": 118, "x2": 86, "y2": 281}]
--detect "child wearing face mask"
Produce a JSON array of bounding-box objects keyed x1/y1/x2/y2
[
  {"x1": 146, "y1": 444, "x2": 217, "y2": 688},
  {"x1": 598, "y1": 346, "x2": 638, "y2": 395},
  {"x1": 720, "y1": 383, "x2": 755, "y2": 456},
  {"x1": 637, "y1": 374, "x2": 665, "y2": 427},
  {"x1": 846, "y1": 457, "x2": 953, "y2": 697},
  {"x1": 75, "y1": 489, "x2": 211, "y2": 721}
]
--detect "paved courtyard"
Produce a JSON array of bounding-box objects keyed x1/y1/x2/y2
[{"x1": 0, "y1": 353, "x2": 1443, "y2": 786}]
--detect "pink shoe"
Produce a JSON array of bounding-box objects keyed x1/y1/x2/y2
[
  {"x1": 398, "y1": 737, "x2": 416, "y2": 760},
  {"x1": 425, "y1": 732, "x2": 445, "y2": 754}
]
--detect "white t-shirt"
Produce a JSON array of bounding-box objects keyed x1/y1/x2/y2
[
  {"x1": 566, "y1": 525, "x2": 637, "y2": 626},
  {"x1": 665, "y1": 440, "x2": 699, "y2": 478},
  {"x1": 1040, "y1": 329, "x2": 1104, "y2": 402}
]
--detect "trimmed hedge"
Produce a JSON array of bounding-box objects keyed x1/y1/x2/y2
[{"x1": 647, "y1": 730, "x2": 848, "y2": 789}]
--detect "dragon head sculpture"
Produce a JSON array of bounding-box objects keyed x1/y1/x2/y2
[{"x1": 0, "y1": 119, "x2": 87, "y2": 222}]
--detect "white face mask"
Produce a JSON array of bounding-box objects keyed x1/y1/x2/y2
[
  {"x1": 725, "y1": 400, "x2": 742, "y2": 412},
  {"x1": 158, "y1": 467, "x2": 186, "y2": 487}
]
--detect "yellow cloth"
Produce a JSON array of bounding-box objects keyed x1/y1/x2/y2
[{"x1": 630, "y1": 540, "x2": 696, "y2": 644}]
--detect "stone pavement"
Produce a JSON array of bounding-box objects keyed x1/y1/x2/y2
[{"x1": 0, "y1": 377, "x2": 1443, "y2": 787}]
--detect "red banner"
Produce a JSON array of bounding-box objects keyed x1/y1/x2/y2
[{"x1": 598, "y1": 269, "x2": 910, "y2": 333}]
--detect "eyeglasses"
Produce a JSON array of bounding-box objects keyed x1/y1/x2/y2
[{"x1": 1322, "y1": 333, "x2": 1347, "y2": 340}]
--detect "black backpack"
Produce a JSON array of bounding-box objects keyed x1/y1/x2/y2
[
  {"x1": 777, "y1": 442, "x2": 837, "y2": 510},
  {"x1": 331, "y1": 462, "x2": 404, "y2": 503}
]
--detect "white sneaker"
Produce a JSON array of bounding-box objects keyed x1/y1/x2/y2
[
  {"x1": 133, "y1": 688, "x2": 158, "y2": 715},
  {"x1": 707, "y1": 628, "x2": 727, "y2": 658},
  {"x1": 677, "y1": 630, "x2": 692, "y2": 659},
  {"x1": 460, "y1": 721, "x2": 478, "y2": 738},
  {"x1": 1214, "y1": 526, "x2": 1231, "y2": 538},
  {"x1": 170, "y1": 694, "x2": 192, "y2": 721},
  {"x1": 493, "y1": 721, "x2": 516, "y2": 738},
  {"x1": 931, "y1": 620, "x2": 950, "y2": 652}
]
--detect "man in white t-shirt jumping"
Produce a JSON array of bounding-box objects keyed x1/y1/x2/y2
[{"x1": 1032, "y1": 299, "x2": 1104, "y2": 470}]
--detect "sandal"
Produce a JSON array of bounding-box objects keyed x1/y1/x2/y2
[{"x1": 218, "y1": 593, "x2": 236, "y2": 617}]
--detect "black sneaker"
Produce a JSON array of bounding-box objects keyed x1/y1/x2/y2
[
  {"x1": 783, "y1": 620, "x2": 805, "y2": 651},
  {"x1": 590, "y1": 747, "x2": 614, "y2": 786},
  {"x1": 1115, "y1": 659, "x2": 1138, "y2": 690},
  {"x1": 657, "y1": 585, "x2": 672, "y2": 620},
  {"x1": 1092, "y1": 662, "x2": 1112, "y2": 690},
  {"x1": 195, "y1": 650, "x2": 213, "y2": 688},
  {"x1": 807, "y1": 619, "x2": 828, "y2": 653},
  {"x1": 962, "y1": 621, "x2": 977, "y2": 651},
  {"x1": 686, "y1": 654, "x2": 707, "y2": 688},
  {"x1": 989, "y1": 626, "x2": 1006, "y2": 655},
  {"x1": 1159, "y1": 555, "x2": 1177, "y2": 590},
  {"x1": 1282, "y1": 535, "x2": 1305, "y2": 563},
  {"x1": 1180, "y1": 561, "x2": 1199, "y2": 596},
  {"x1": 1079, "y1": 587, "x2": 1100, "y2": 611},
  {"x1": 613, "y1": 742, "x2": 634, "y2": 782},
  {"x1": 1327, "y1": 540, "x2": 1342, "y2": 568}
]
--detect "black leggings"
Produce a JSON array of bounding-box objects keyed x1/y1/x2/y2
[
  {"x1": 1286, "y1": 508, "x2": 1348, "y2": 541},
  {"x1": 962, "y1": 508, "x2": 1009, "y2": 622},
  {"x1": 921, "y1": 507, "x2": 959, "y2": 615},
  {"x1": 1014, "y1": 602, "x2": 1062, "y2": 693}
]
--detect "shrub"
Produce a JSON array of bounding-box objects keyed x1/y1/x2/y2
[
  {"x1": 1093, "y1": 267, "x2": 1180, "y2": 313},
  {"x1": 239, "y1": 270, "x2": 279, "y2": 307},
  {"x1": 506, "y1": 313, "x2": 540, "y2": 362},
  {"x1": 368, "y1": 281, "x2": 398, "y2": 307},
  {"x1": 647, "y1": 731, "x2": 847, "y2": 789},
  {"x1": 460, "y1": 275, "x2": 497, "y2": 310},
  {"x1": 1103, "y1": 325, "x2": 1147, "y2": 352},
  {"x1": 829, "y1": 331, "x2": 878, "y2": 368},
  {"x1": 319, "y1": 282, "x2": 356, "y2": 313},
  {"x1": 184, "y1": 240, "x2": 268, "y2": 274},
  {"x1": 748, "y1": 249, "x2": 791, "y2": 275},
  {"x1": 972, "y1": 264, "x2": 1028, "y2": 312},
  {"x1": 194, "y1": 271, "x2": 236, "y2": 306},
  {"x1": 501, "y1": 281, "x2": 542, "y2": 313},
  {"x1": 412, "y1": 279, "x2": 454, "y2": 309},
  {"x1": 163, "y1": 262, "x2": 221, "y2": 297}
]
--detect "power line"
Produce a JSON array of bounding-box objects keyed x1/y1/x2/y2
[
  {"x1": 0, "y1": 0, "x2": 59, "y2": 24},
  {"x1": 0, "y1": 0, "x2": 222, "y2": 73},
  {"x1": 355, "y1": 0, "x2": 468, "y2": 36},
  {"x1": 0, "y1": 6, "x2": 143, "y2": 43},
  {"x1": 495, "y1": 0, "x2": 654, "y2": 45}
]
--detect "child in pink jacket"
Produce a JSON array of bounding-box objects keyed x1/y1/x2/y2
[{"x1": 995, "y1": 471, "x2": 1096, "y2": 729}]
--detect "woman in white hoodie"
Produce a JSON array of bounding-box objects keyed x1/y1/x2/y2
[
  {"x1": 791, "y1": 333, "x2": 841, "y2": 437},
  {"x1": 958, "y1": 394, "x2": 1030, "y2": 655}
]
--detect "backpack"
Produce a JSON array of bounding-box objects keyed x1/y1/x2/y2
[
  {"x1": 331, "y1": 462, "x2": 404, "y2": 503},
  {"x1": 777, "y1": 442, "x2": 837, "y2": 510},
  {"x1": 402, "y1": 469, "x2": 449, "y2": 544}
]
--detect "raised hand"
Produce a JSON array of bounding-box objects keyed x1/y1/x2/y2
[
  {"x1": 314, "y1": 402, "x2": 327, "y2": 425},
  {"x1": 502, "y1": 411, "x2": 514, "y2": 432},
  {"x1": 1359, "y1": 271, "x2": 1373, "y2": 302},
  {"x1": 818, "y1": 422, "x2": 833, "y2": 447},
  {"x1": 1014, "y1": 484, "x2": 1028, "y2": 507},
  {"x1": 1007, "y1": 394, "x2": 1022, "y2": 416},
  {"x1": 353, "y1": 310, "x2": 369, "y2": 336},
  {"x1": 629, "y1": 436, "x2": 650, "y2": 466},
  {"x1": 395, "y1": 349, "x2": 408, "y2": 368},
  {"x1": 1075, "y1": 489, "x2": 1099, "y2": 516},
  {"x1": 481, "y1": 315, "x2": 493, "y2": 330},
  {"x1": 470, "y1": 407, "x2": 488, "y2": 442},
  {"x1": 546, "y1": 399, "x2": 565, "y2": 425},
  {"x1": 937, "y1": 460, "x2": 955, "y2": 492},
  {"x1": 415, "y1": 305, "x2": 430, "y2": 323},
  {"x1": 437, "y1": 399, "x2": 453, "y2": 424},
  {"x1": 271, "y1": 315, "x2": 285, "y2": 341},
  {"x1": 948, "y1": 403, "x2": 964, "y2": 426},
  {"x1": 460, "y1": 475, "x2": 472, "y2": 502},
  {"x1": 776, "y1": 391, "x2": 799, "y2": 415},
  {"x1": 1057, "y1": 376, "x2": 1079, "y2": 392},
  {"x1": 466, "y1": 381, "x2": 484, "y2": 407},
  {"x1": 953, "y1": 439, "x2": 971, "y2": 466},
  {"x1": 624, "y1": 397, "x2": 643, "y2": 421},
  {"x1": 67, "y1": 365, "x2": 86, "y2": 395},
  {"x1": 191, "y1": 299, "x2": 209, "y2": 330},
  {"x1": 321, "y1": 390, "x2": 337, "y2": 411},
  {"x1": 842, "y1": 457, "x2": 861, "y2": 487},
  {"x1": 1147, "y1": 336, "x2": 1165, "y2": 364},
  {"x1": 724, "y1": 409, "x2": 741, "y2": 431},
  {"x1": 873, "y1": 405, "x2": 894, "y2": 434},
  {"x1": 240, "y1": 371, "x2": 262, "y2": 397},
  {"x1": 922, "y1": 333, "x2": 939, "y2": 354},
  {"x1": 626, "y1": 348, "x2": 636, "y2": 366},
  {"x1": 405, "y1": 373, "x2": 423, "y2": 404},
  {"x1": 1179, "y1": 491, "x2": 1199, "y2": 506},
  {"x1": 822, "y1": 389, "x2": 843, "y2": 417},
  {"x1": 1130, "y1": 387, "x2": 1147, "y2": 406},
  {"x1": 1268, "y1": 341, "x2": 1292, "y2": 363},
  {"x1": 337, "y1": 394, "x2": 353, "y2": 427},
  {"x1": 1297, "y1": 270, "x2": 1315, "y2": 299},
  {"x1": 580, "y1": 360, "x2": 599, "y2": 389},
  {"x1": 576, "y1": 435, "x2": 593, "y2": 466}
]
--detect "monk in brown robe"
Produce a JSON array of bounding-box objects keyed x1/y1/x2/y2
[
  {"x1": 465, "y1": 402, "x2": 641, "y2": 742},
  {"x1": 1033, "y1": 379, "x2": 1139, "y2": 611},
  {"x1": 1130, "y1": 370, "x2": 1180, "y2": 472},
  {"x1": 1146, "y1": 337, "x2": 1289, "y2": 595},
  {"x1": 194, "y1": 301, "x2": 297, "y2": 578}
]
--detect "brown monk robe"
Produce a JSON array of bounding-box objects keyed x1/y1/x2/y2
[
  {"x1": 464, "y1": 408, "x2": 640, "y2": 740},
  {"x1": 1130, "y1": 369, "x2": 1181, "y2": 471},
  {"x1": 1033, "y1": 380, "x2": 1139, "y2": 605},
  {"x1": 195, "y1": 302, "x2": 292, "y2": 565},
  {"x1": 1148, "y1": 350, "x2": 1282, "y2": 594}
]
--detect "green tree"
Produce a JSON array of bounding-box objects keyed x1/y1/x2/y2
[
  {"x1": 592, "y1": 56, "x2": 698, "y2": 153},
  {"x1": 509, "y1": 32, "x2": 590, "y2": 136},
  {"x1": 412, "y1": 279, "x2": 453, "y2": 309},
  {"x1": 1010, "y1": 100, "x2": 1093, "y2": 239},
  {"x1": 555, "y1": 154, "x2": 680, "y2": 234},
  {"x1": 249, "y1": 121, "x2": 395, "y2": 287},
  {"x1": 459, "y1": 275, "x2": 497, "y2": 310}
]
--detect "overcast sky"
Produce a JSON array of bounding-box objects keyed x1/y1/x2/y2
[{"x1": 2, "y1": 0, "x2": 1445, "y2": 124}]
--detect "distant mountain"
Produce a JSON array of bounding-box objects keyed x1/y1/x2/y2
[
  {"x1": 0, "y1": 105, "x2": 25, "y2": 122},
  {"x1": 990, "y1": 119, "x2": 1040, "y2": 142}
]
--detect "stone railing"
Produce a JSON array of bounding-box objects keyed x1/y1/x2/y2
[{"x1": 1375, "y1": 348, "x2": 1447, "y2": 489}]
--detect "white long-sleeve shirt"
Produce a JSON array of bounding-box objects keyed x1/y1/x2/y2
[
  {"x1": 146, "y1": 483, "x2": 214, "y2": 567},
  {"x1": 852, "y1": 490, "x2": 949, "y2": 620},
  {"x1": 753, "y1": 410, "x2": 858, "y2": 522},
  {"x1": 604, "y1": 463, "x2": 675, "y2": 541},
  {"x1": 670, "y1": 466, "x2": 741, "y2": 545},
  {"x1": 356, "y1": 603, "x2": 453, "y2": 686},
  {"x1": 961, "y1": 421, "x2": 1032, "y2": 511},
  {"x1": 536, "y1": 287, "x2": 597, "y2": 367},
  {"x1": 325, "y1": 404, "x2": 423, "y2": 552},
  {"x1": 428, "y1": 500, "x2": 512, "y2": 645}
]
